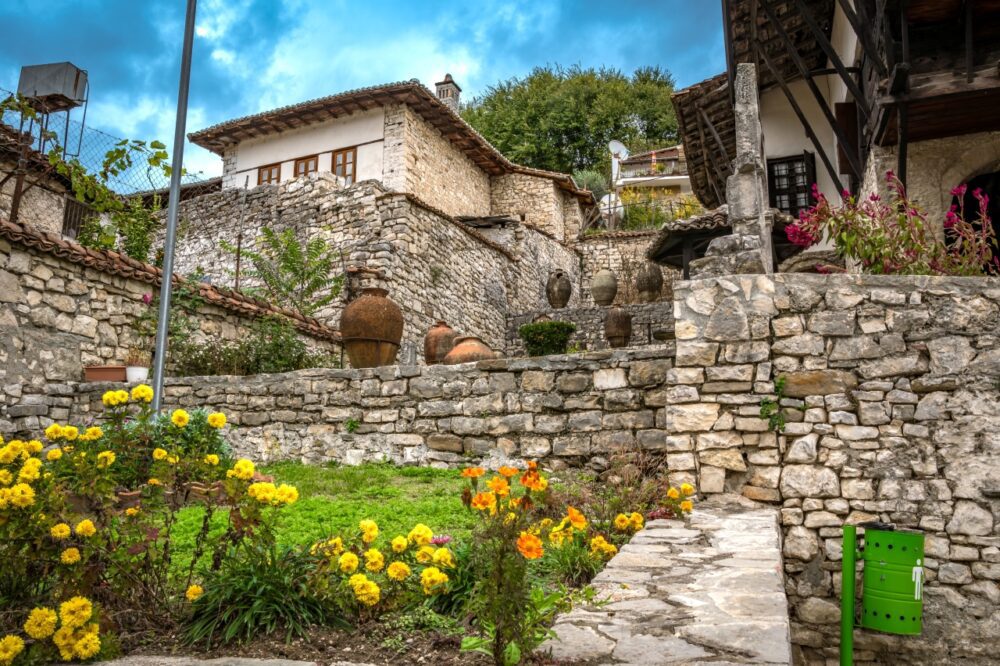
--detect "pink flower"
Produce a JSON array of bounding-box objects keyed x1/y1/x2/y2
[
  {"x1": 951, "y1": 184, "x2": 968, "y2": 198},
  {"x1": 885, "y1": 169, "x2": 895, "y2": 181},
  {"x1": 142, "y1": 293, "x2": 153, "y2": 305},
  {"x1": 868, "y1": 192, "x2": 881, "y2": 202},
  {"x1": 430, "y1": 534, "x2": 452, "y2": 545}
]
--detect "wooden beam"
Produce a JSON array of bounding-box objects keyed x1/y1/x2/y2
[
  {"x1": 759, "y1": 44, "x2": 847, "y2": 195},
  {"x1": 697, "y1": 106, "x2": 732, "y2": 179},
  {"x1": 837, "y1": 0, "x2": 889, "y2": 76}
]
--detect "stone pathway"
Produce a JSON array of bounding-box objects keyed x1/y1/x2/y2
[
  {"x1": 94, "y1": 658, "x2": 369, "y2": 666},
  {"x1": 540, "y1": 495, "x2": 791, "y2": 665}
]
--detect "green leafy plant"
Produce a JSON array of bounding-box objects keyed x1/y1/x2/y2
[
  {"x1": 462, "y1": 586, "x2": 571, "y2": 666},
  {"x1": 223, "y1": 227, "x2": 344, "y2": 316},
  {"x1": 759, "y1": 375, "x2": 787, "y2": 433},
  {"x1": 344, "y1": 418, "x2": 360, "y2": 434},
  {"x1": 114, "y1": 194, "x2": 161, "y2": 262},
  {"x1": 518, "y1": 321, "x2": 576, "y2": 357}
]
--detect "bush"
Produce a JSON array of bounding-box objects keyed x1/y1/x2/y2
[{"x1": 518, "y1": 321, "x2": 576, "y2": 357}]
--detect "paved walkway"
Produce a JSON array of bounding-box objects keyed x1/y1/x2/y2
[
  {"x1": 94, "y1": 658, "x2": 367, "y2": 666},
  {"x1": 540, "y1": 496, "x2": 791, "y2": 665}
]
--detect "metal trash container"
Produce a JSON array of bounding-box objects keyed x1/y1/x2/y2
[{"x1": 858, "y1": 525, "x2": 924, "y2": 635}]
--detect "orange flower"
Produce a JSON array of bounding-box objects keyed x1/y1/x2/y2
[
  {"x1": 517, "y1": 531, "x2": 544, "y2": 560},
  {"x1": 667, "y1": 487, "x2": 680, "y2": 499},
  {"x1": 497, "y1": 466, "x2": 519, "y2": 478},
  {"x1": 679, "y1": 499, "x2": 694, "y2": 512},
  {"x1": 526, "y1": 461, "x2": 538, "y2": 471},
  {"x1": 461, "y1": 467, "x2": 486, "y2": 479},
  {"x1": 470, "y1": 491, "x2": 497, "y2": 513},
  {"x1": 520, "y1": 469, "x2": 548, "y2": 492},
  {"x1": 487, "y1": 476, "x2": 510, "y2": 496},
  {"x1": 566, "y1": 506, "x2": 587, "y2": 530}
]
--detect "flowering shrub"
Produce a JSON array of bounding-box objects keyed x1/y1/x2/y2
[
  {"x1": 0, "y1": 386, "x2": 298, "y2": 663},
  {"x1": 785, "y1": 174, "x2": 997, "y2": 275},
  {"x1": 647, "y1": 482, "x2": 696, "y2": 520}
]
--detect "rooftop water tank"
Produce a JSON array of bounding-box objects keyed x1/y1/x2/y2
[{"x1": 17, "y1": 62, "x2": 88, "y2": 112}]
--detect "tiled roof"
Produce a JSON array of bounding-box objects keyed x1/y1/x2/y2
[
  {"x1": 579, "y1": 229, "x2": 660, "y2": 241},
  {"x1": 645, "y1": 205, "x2": 797, "y2": 261},
  {"x1": 0, "y1": 217, "x2": 340, "y2": 342}
]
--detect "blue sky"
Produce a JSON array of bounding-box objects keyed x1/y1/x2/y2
[{"x1": 0, "y1": 0, "x2": 725, "y2": 179}]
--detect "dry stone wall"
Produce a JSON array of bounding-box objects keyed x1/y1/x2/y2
[
  {"x1": 0, "y1": 157, "x2": 67, "y2": 236},
  {"x1": 490, "y1": 173, "x2": 566, "y2": 241},
  {"x1": 505, "y1": 302, "x2": 674, "y2": 356},
  {"x1": 576, "y1": 231, "x2": 677, "y2": 306}
]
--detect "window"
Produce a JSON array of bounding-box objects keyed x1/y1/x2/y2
[
  {"x1": 258, "y1": 163, "x2": 281, "y2": 186},
  {"x1": 62, "y1": 197, "x2": 92, "y2": 239},
  {"x1": 332, "y1": 147, "x2": 357, "y2": 185},
  {"x1": 767, "y1": 153, "x2": 816, "y2": 218},
  {"x1": 294, "y1": 155, "x2": 318, "y2": 177}
]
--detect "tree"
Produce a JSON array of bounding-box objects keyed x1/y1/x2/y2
[{"x1": 462, "y1": 65, "x2": 678, "y2": 177}]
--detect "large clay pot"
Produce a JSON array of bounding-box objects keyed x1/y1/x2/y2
[
  {"x1": 424, "y1": 321, "x2": 458, "y2": 365},
  {"x1": 591, "y1": 269, "x2": 618, "y2": 306},
  {"x1": 605, "y1": 307, "x2": 633, "y2": 348},
  {"x1": 636, "y1": 263, "x2": 664, "y2": 303},
  {"x1": 443, "y1": 336, "x2": 494, "y2": 365},
  {"x1": 546, "y1": 270, "x2": 572, "y2": 309},
  {"x1": 340, "y1": 287, "x2": 404, "y2": 368}
]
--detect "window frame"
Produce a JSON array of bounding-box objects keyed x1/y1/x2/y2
[
  {"x1": 257, "y1": 162, "x2": 282, "y2": 186},
  {"x1": 332, "y1": 146, "x2": 358, "y2": 185},
  {"x1": 61, "y1": 196, "x2": 92, "y2": 240},
  {"x1": 767, "y1": 152, "x2": 816, "y2": 218},
  {"x1": 293, "y1": 154, "x2": 319, "y2": 178}
]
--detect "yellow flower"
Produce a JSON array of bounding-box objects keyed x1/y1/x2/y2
[
  {"x1": 667, "y1": 487, "x2": 680, "y2": 500},
  {"x1": 681, "y1": 482, "x2": 695, "y2": 496},
  {"x1": 226, "y1": 458, "x2": 255, "y2": 481},
  {"x1": 73, "y1": 631, "x2": 101, "y2": 660},
  {"x1": 387, "y1": 561, "x2": 411, "y2": 581},
  {"x1": 171, "y1": 409, "x2": 190, "y2": 427},
  {"x1": 26, "y1": 440, "x2": 43, "y2": 454},
  {"x1": 8, "y1": 483, "x2": 34, "y2": 508},
  {"x1": 207, "y1": 412, "x2": 227, "y2": 428},
  {"x1": 247, "y1": 482, "x2": 277, "y2": 504},
  {"x1": 84, "y1": 427, "x2": 104, "y2": 441},
  {"x1": 97, "y1": 450, "x2": 116, "y2": 467},
  {"x1": 102, "y1": 390, "x2": 124, "y2": 407},
  {"x1": 420, "y1": 566, "x2": 449, "y2": 595},
  {"x1": 23, "y1": 607, "x2": 58, "y2": 639},
  {"x1": 679, "y1": 499, "x2": 694, "y2": 513},
  {"x1": 589, "y1": 535, "x2": 618, "y2": 560},
  {"x1": 125, "y1": 507, "x2": 140, "y2": 517},
  {"x1": 629, "y1": 512, "x2": 644, "y2": 531},
  {"x1": 364, "y1": 548, "x2": 385, "y2": 573},
  {"x1": 613, "y1": 513, "x2": 630, "y2": 532},
  {"x1": 44, "y1": 423, "x2": 64, "y2": 440},
  {"x1": 186, "y1": 584, "x2": 204, "y2": 601},
  {"x1": 17, "y1": 458, "x2": 41, "y2": 483},
  {"x1": 391, "y1": 535, "x2": 408, "y2": 553},
  {"x1": 487, "y1": 476, "x2": 510, "y2": 496},
  {"x1": 0, "y1": 470, "x2": 11, "y2": 486},
  {"x1": 204, "y1": 454, "x2": 220, "y2": 466},
  {"x1": 353, "y1": 579, "x2": 381, "y2": 606},
  {"x1": 415, "y1": 545, "x2": 436, "y2": 564},
  {"x1": 53, "y1": 626, "x2": 76, "y2": 661},
  {"x1": 59, "y1": 596, "x2": 92, "y2": 628},
  {"x1": 566, "y1": 506, "x2": 587, "y2": 530},
  {"x1": 408, "y1": 523, "x2": 433, "y2": 546},
  {"x1": 75, "y1": 519, "x2": 97, "y2": 538},
  {"x1": 339, "y1": 552, "x2": 359, "y2": 573},
  {"x1": 51, "y1": 523, "x2": 71, "y2": 539},
  {"x1": 46, "y1": 448, "x2": 63, "y2": 462},
  {"x1": 147, "y1": 478, "x2": 161, "y2": 486},
  {"x1": 166, "y1": 454, "x2": 179, "y2": 464},
  {"x1": 432, "y1": 547, "x2": 456, "y2": 568},
  {"x1": 62, "y1": 425, "x2": 79, "y2": 441},
  {"x1": 470, "y1": 491, "x2": 497, "y2": 513},
  {"x1": 130, "y1": 384, "x2": 154, "y2": 403},
  {"x1": 348, "y1": 573, "x2": 368, "y2": 590},
  {"x1": 275, "y1": 484, "x2": 299, "y2": 505},
  {"x1": 359, "y1": 519, "x2": 379, "y2": 543},
  {"x1": 152, "y1": 448, "x2": 168, "y2": 461},
  {"x1": 0, "y1": 635, "x2": 24, "y2": 666}
]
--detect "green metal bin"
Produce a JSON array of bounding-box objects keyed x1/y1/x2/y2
[{"x1": 858, "y1": 525, "x2": 924, "y2": 636}]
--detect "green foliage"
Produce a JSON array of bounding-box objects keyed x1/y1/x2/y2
[
  {"x1": 572, "y1": 169, "x2": 609, "y2": 201},
  {"x1": 76, "y1": 216, "x2": 118, "y2": 250},
  {"x1": 461, "y1": 586, "x2": 571, "y2": 665},
  {"x1": 426, "y1": 540, "x2": 476, "y2": 616},
  {"x1": 170, "y1": 317, "x2": 337, "y2": 376},
  {"x1": 224, "y1": 227, "x2": 344, "y2": 316},
  {"x1": 380, "y1": 606, "x2": 462, "y2": 653},
  {"x1": 538, "y1": 537, "x2": 602, "y2": 587},
  {"x1": 184, "y1": 542, "x2": 341, "y2": 647},
  {"x1": 518, "y1": 321, "x2": 576, "y2": 357},
  {"x1": 344, "y1": 417, "x2": 360, "y2": 433},
  {"x1": 462, "y1": 65, "x2": 677, "y2": 175},
  {"x1": 114, "y1": 194, "x2": 161, "y2": 262},
  {"x1": 759, "y1": 375, "x2": 787, "y2": 433}
]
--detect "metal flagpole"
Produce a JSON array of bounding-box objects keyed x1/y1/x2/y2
[{"x1": 152, "y1": 0, "x2": 198, "y2": 412}]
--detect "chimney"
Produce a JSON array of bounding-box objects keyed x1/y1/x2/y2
[{"x1": 435, "y1": 73, "x2": 461, "y2": 112}]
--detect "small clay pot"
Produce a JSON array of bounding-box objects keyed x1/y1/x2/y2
[
  {"x1": 605, "y1": 307, "x2": 633, "y2": 348},
  {"x1": 424, "y1": 321, "x2": 458, "y2": 365},
  {"x1": 591, "y1": 269, "x2": 618, "y2": 306},
  {"x1": 546, "y1": 270, "x2": 572, "y2": 309},
  {"x1": 443, "y1": 336, "x2": 494, "y2": 364},
  {"x1": 636, "y1": 263, "x2": 664, "y2": 303}
]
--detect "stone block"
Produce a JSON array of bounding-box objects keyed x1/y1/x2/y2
[
  {"x1": 780, "y1": 465, "x2": 840, "y2": 498},
  {"x1": 782, "y1": 370, "x2": 857, "y2": 398},
  {"x1": 627, "y1": 360, "x2": 670, "y2": 387},
  {"x1": 556, "y1": 372, "x2": 590, "y2": 393},
  {"x1": 699, "y1": 465, "x2": 726, "y2": 493},
  {"x1": 520, "y1": 371, "x2": 554, "y2": 392},
  {"x1": 785, "y1": 433, "x2": 818, "y2": 463},
  {"x1": 661, "y1": 403, "x2": 720, "y2": 432},
  {"x1": 675, "y1": 341, "x2": 719, "y2": 366},
  {"x1": 699, "y1": 448, "x2": 746, "y2": 471},
  {"x1": 947, "y1": 501, "x2": 994, "y2": 536},
  {"x1": 696, "y1": 431, "x2": 743, "y2": 450}
]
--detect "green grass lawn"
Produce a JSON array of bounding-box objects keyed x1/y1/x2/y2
[{"x1": 170, "y1": 462, "x2": 476, "y2": 576}]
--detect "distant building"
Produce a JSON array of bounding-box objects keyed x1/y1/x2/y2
[{"x1": 614, "y1": 145, "x2": 692, "y2": 197}]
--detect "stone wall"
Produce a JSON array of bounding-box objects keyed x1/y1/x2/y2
[
  {"x1": 70, "y1": 346, "x2": 677, "y2": 471},
  {"x1": 575, "y1": 231, "x2": 676, "y2": 305},
  {"x1": 491, "y1": 173, "x2": 565, "y2": 241},
  {"x1": 0, "y1": 221, "x2": 340, "y2": 439},
  {"x1": 505, "y1": 302, "x2": 675, "y2": 356},
  {"x1": 0, "y1": 157, "x2": 67, "y2": 236},
  {"x1": 671, "y1": 273, "x2": 1000, "y2": 664}
]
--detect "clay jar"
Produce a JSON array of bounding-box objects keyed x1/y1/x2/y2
[
  {"x1": 605, "y1": 307, "x2": 633, "y2": 348},
  {"x1": 546, "y1": 270, "x2": 572, "y2": 309},
  {"x1": 443, "y1": 336, "x2": 494, "y2": 364},
  {"x1": 424, "y1": 321, "x2": 458, "y2": 365},
  {"x1": 339, "y1": 287, "x2": 404, "y2": 368},
  {"x1": 636, "y1": 263, "x2": 664, "y2": 303},
  {"x1": 591, "y1": 269, "x2": 618, "y2": 306}
]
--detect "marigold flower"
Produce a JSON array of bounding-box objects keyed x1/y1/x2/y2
[
  {"x1": 359, "y1": 519, "x2": 379, "y2": 543},
  {"x1": 0, "y1": 635, "x2": 24, "y2": 665},
  {"x1": 59, "y1": 596, "x2": 92, "y2": 628},
  {"x1": 314, "y1": 536, "x2": 343, "y2": 557},
  {"x1": 17, "y1": 458, "x2": 41, "y2": 483},
  {"x1": 339, "y1": 552, "x2": 359, "y2": 573},
  {"x1": 8, "y1": 483, "x2": 34, "y2": 508},
  {"x1": 487, "y1": 476, "x2": 510, "y2": 496},
  {"x1": 517, "y1": 531, "x2": 544, "y2": 559},
  {"x1": 102, "y1": 390, "x2": 124, "y2": 407},
  {"x1": 354, "y1": 579, "x2": 381, "y2": 606},
  {"x1": 204, "y1": 454, "x2": 220, "y2": 466},
  {"x1": 207, "y1": 412, "x2": 227, "y2": 428},
  {"x1": 420, "y1": 566, "x2": 449, "y2": 595},
  {"x1": 247, "y1": 482, "x2": 277, "y2": 504},
  {"x1": 26, "y1": 440, "x2": 43, "y2": 454},
  {"x1": 75, "y1": 519, "x2": 97, "y2": 538},
  {"x1": 50, "y1": 523, "x2": 71, "y2": 539},
  {"x1": 62, "y1": 425, "x2": 79, "y2": 441},
  {"x1": 613, "y1": 513, "x2": 630, "y2": 532},
  {"x1": 415, "y1": 545, "x2": 436, "y2": 564},
  {"x1": 461, "y1": 466, "x2": 486, "y2": 478},
  {"x1": 53, "y1": 626, "x2": 76, "y2": 661},
  {"x1": 72, "y1": 631, "x2": 101, "y2": 660},
  {"x1": 387, "y1": 561, "x2": 411, "y2": 581},
  {"x1": 275, "y1": 483, "x2": 298, "y2": 505},
  {"x1": 147, "y1": 478, "x2": 162, "y2": 486},
  {"x1": 96, "y1": 451, "x2": 116, "y2": 468},
  {"x1": 170, "y1": 409, "x2": 190, "y2": 427},
  {"x1": 391, "y1": 535, "x2": 408, "y2": 553},
  {"x1": 166, "y1": 454, "x2": 179, "y2": 464},
  {"x1": 679, "y1": 499, "x2": 694, "y2": 513},
  {"x1": 667, "y1": 487, "x2": 680, "y2": 500},
  {"x1": 408, "y1": 523, "x2": 433, "y2": 545},
  {"x1": 432, "y1": 547, "x2": 456, "y2": 568},
  {"x1": 185, "y1": 584, "x2": 204, "y2": 601},
  {"x1": 629, "y1": 512, "x2": 644, "y2": 531},
  {"x1": 226, "y1": 459, "x2": 255, "y2": 481},
  {"x1": 589, "y1": 535, "x2": 618, "y2": 560},
  {"x1": 46, "y1": 448, "x2": 63, "y2": 462},
  {"x1": 520, "y1": 469, "x2": 548, "y2": 492},
  {"x1": 23, "y1": 607, "x2": 58, "y2": 639},
  {"x1": 498, "y1": 465, "x2": 519, "y2": 477},
  {"x1": 44, "y1": 423, "x2": 64, "y2": 442},
  {"x1": 364, "y1": 548, "x2": 385, "y2": 572},
  {"x1": 83, "y1": 427, "x2": 104, "y2": 441},
  {"x1": 125, "y1": 507, "x2": 140, "y2": 517},
  {"x1": 130, "y1": 384, "x2": 154, "y2": 403},
  {"x1": 470, "y1": 491, "x2": 497, "y2": 513},
  {"x1": 566, "y1": 506, "x2": 587, "y2": 530},
  {"x1": 152, "y1": 448, "x2": 168, "y2": 461},
  {"x1": 681, "y1": 482, "x2": 695, "y2": 496}
]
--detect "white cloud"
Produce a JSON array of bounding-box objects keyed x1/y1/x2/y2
[{"x1": 195, "y1": 0, "x2": 253, "y2": 41}]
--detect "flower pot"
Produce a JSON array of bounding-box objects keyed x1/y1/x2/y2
[
  {"x1": 636, "y1": 263, "x2": 664, "y2": 303},
  {"x1": 84, "y1": 365, "x2": 127, "y2": 382},
  {"x1": 424, "y1": 321, "x2": 458, "y2": 365},
  {"x1": 443, "y1": 336, "x2": 494, "y2": 365},
  {"x1": 591, "y1": 269, "x2": 618, "y2": 306},
  {"x1": 545, "y1": 270, "x2": 572, "y2": 309},
  {"x1": 340, "y1": 287, "x2": 404, "y2": 368},
  {"x1": 126, "y1": 366, "x2": 150, "y2": 383},
  {"x1": 605, "y1": 307, "x2": 633, "y2": 348}
]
